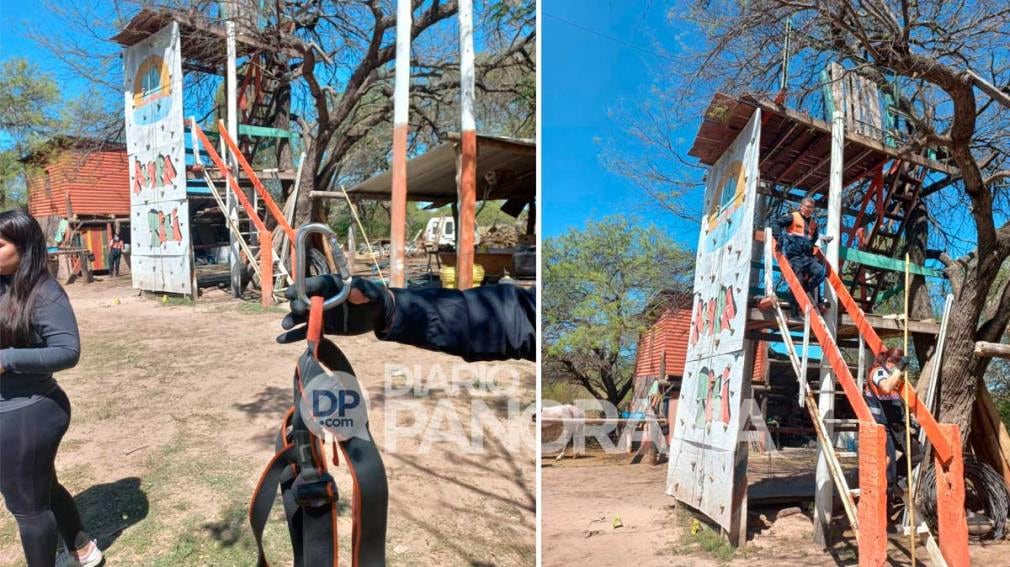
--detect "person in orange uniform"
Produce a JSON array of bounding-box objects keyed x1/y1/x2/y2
[
  {"x1": 865, "y1": 347, "x2": 918, "y2": 514},
  {"x1": 771, "y1": 197, "x2": 827, "y2": 317}
]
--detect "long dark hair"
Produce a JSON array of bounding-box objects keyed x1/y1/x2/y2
[{"x1": 0, "y1": 209, "x2": 53, "y2": 347}]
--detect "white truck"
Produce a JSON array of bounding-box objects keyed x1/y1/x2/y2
[{"x1": 422, "y1": 216, "x2": 480, "y2": 248}]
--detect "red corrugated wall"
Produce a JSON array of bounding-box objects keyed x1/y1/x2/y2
[
  {"x1": 634, "y1": 306, "x2": 767, "y2": 381},
  {"x1": 28, "y1": 149, "x2": 130, "y2": 217}
]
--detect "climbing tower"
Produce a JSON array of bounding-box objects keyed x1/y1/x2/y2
[
  {"x1": 113, "y1": 7, "x2": 299, "y2": 301},
  {"x1": 667, "y1": 66, "x2": 970, "y2": 566}
]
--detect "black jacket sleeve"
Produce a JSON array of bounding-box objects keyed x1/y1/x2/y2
[
  {"x1": 771, "y1": 212, "x2": 793, "y2": 246},
  {"x1": 377, "y1": 284, "x2": 535, "y2": 362}
]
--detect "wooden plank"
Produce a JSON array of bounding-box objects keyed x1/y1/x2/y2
[
  {"x1": 746, "y1": 96, "x2": 960, "y2": 176},
  {"x1": 978, "y1": 388, "x2": 1010, "y2": 486},
  {"x1": 865, "y1": 75, "x2": 883, "y2": 139}
]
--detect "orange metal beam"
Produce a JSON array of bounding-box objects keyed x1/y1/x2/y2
[
  {"x1": 771, "y1": 242, "x2": 874, "y2": 423},
  {"x1": 216, "y1": 119, "x2": 297, "y2": 244},
  {"x1": 813, "y1": 246, "x2": 954, "y2": 465},
  {"x1": 190, "y1": 121, "x2": 268, "y2": 235}
]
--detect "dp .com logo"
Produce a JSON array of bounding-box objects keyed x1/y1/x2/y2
[{"x1": 299, "y1": 371, "x2": 370, "y2": 441}]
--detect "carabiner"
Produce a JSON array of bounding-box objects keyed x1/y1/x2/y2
[{"x1": 294, "y1": 223, "x2": 354, "y2": 310}]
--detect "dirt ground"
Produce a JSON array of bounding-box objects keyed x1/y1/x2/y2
[
  {"x1": 0, "y1": 276, "x2": 535, "y2": 566},
  {"x1": 542, "y1": 450, "x2": 1010, "y2": 567}
]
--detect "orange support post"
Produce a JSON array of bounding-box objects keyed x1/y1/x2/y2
[
  {"x1": 457, "y1": 130, "x2": 477, "y2": 289},
  {"x1": 389, "y1": 123, "x2": 408, "y2": 287},
  {"x1": 858, "y1": 421, "x2": 888, "y2": 567},
  {"x1": 260, "y1": 229, "x2": 274, "y2": 307},
  {"x1": 936, "y1": 423, "x2": 969, "y2": 567}
]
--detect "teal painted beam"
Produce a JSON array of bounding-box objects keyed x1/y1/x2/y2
[
  {"x1": 839, "y1": 246, "x2": 943, "y2": 278},
  {"x1": 238, "y1": 124, "x2": 298, "y2": 140}
]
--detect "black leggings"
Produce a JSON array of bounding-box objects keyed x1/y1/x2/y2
[{"x1": 0, "y1": 387, "x2": 88, "y2": 566}]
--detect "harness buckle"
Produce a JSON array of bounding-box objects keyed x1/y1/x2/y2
[{"x1": 292, "y1": 470, "x2": 339, "y2": 508}]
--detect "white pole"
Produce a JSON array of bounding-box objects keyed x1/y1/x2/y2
[
  {"x1": 226, "y1": 18, "x2": 241, "y2": 297},
  {"x1": 389, "y1": 0, "x2": 411, "y2": 287},
  {"x1": 814, "y1": 110, "x2": 844, "y2": 545}
]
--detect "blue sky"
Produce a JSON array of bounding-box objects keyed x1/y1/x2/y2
[{"x1": 542, "y1": 1, "x2": 704, "y2": 245}]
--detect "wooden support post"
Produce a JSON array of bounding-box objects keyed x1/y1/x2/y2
[
  {"x1": 260, "y1": 230, "x2": 273, "y2": 306},
  {"x1": 858, "y1": 422, "x2": 889, "y2": 567},
  {"x1": 389, "y1": 0, "x2": 411, "y2": 288},
  {"x1": 728, "y1": 339, "x2": 756, "y2": 547},
  {"x1": 935, "y1": 423, "x2": 969, "y2": 567},
  {"x1": 975, "y1": 341, "x2": 1010, "y2": 358},
  {"x1": 814, "y1": 109, "x2": 844, "y2": 546},
  {"x1": 456, "y1": 0, "x2": 476, "y2": 290}
]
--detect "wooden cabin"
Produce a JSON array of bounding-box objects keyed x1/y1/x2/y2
[{"x1": 26, "y1": 138, "x2": 130, "y2": 273}]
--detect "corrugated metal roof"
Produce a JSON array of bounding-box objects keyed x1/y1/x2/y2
[
  {"x1": 345, "y1": 134, "x2": 535, "y2": 204},
  {"x1": 28, "y1": 149, "x2": 130, "y2": 217},
  {"x1": 634, "y1": 305, "x2": 768, "y2": 382}
]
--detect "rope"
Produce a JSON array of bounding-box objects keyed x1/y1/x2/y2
[
  {"x1": 917, "y1": 454, "x2": 1010, "y2": 541},
  {"x1": 903, "y1": 253, "x2": 915, "y2": 565},
  {"x1": 339, "y1": 186, "x2": 385, "y2": 281}
]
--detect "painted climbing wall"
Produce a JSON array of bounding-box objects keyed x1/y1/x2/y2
[
  {"x1": 666, "y1": 109, "x2": 761, "y2": 533},
  {"x1": 124, "y1": 21, "x2": 192, "y2": 295}
]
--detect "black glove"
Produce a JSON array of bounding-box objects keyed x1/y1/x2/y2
[
  {"x1": 898, "y1": 356, "x2": 910, "y2": 371},
  {"x1": 277, "y1": 275, "x2": 395, "y2": 343}
]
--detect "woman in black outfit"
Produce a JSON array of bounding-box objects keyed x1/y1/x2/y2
[{"x1": 0, "y1": 210, "x2": 103, "y2": 567}]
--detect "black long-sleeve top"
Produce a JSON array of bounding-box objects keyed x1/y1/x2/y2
[
  {"x1": 378, "y1": 284, "x2": 535, "y2": 362},
  {"x1": 0, "y1": 277, "x2": 81, "y2": 411}
]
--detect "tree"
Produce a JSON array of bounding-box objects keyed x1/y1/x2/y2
[
  {"x1": 612, "y1": 1, "x2": 1010, "y2": 441},
  {"x1": 543, "y1": 217, "x2": 693, "y2": 408},
  {"x1": 0, "y1": 58, "x2": 61, "y2": 209}
]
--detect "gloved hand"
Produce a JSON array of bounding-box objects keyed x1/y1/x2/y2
[
  {"x1": 897, "y1": 356, "x2": 910, "y2": 371},
  {"x1": 277, "y1": 275, "x2": 395, "y2": 343}
]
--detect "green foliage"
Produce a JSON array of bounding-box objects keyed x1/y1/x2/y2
[
  {"x1": 0, "y1": 58, "x2": 60, "y2": 139},
  {"x1": 543, "y1": 217, "x2": 693, "y2": 406},
  {"x1": 0, "y1": 58, "x2": 61, "y2": 209}
]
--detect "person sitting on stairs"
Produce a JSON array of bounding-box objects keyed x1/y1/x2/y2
[{"x1": 771, "y1": 197, "x2": 829, "y2": 318}]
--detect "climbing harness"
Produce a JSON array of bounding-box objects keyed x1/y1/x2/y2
[{"x1": 249, "y1": 223, "x2": 388, "y2": 567}]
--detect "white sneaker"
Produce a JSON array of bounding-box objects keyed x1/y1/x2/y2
[{"x1": 55, "y1": 539, "x2": 103, "y2": 567}]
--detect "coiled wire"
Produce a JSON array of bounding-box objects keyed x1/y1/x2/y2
[{"x1": 917, "y1": 454, "x2": 1009, "y2": 540}]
